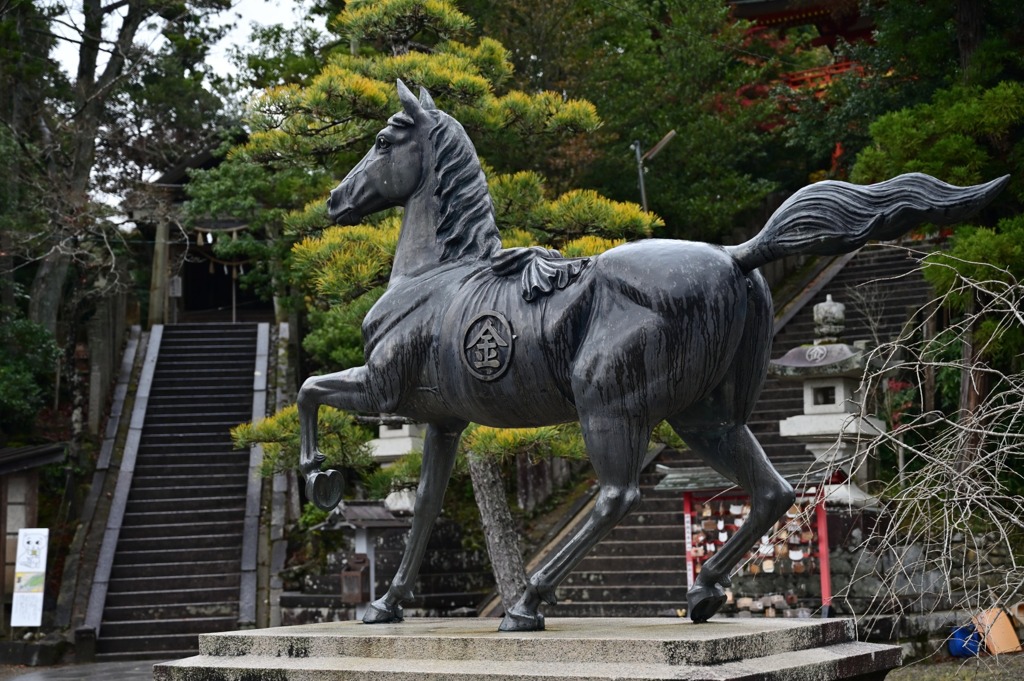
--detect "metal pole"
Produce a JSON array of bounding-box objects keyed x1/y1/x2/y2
[{"x1": 632, "y1": 141, "x2": 648, "y2": 212}]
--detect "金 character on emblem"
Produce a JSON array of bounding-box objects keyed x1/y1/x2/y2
[{"x1": 462, "y1": 311, "x2": 514, "y2": 381}]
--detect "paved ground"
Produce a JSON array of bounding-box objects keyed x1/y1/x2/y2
[
  {"x1": 0, "y1": 660, "x2": 172, "y2": 681},
  {"x1": 890, "y1": 653, "x2": 1024, "y2": 680}
]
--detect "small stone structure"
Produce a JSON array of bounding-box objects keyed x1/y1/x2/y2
[
  {"x1": 769, "y1": 294, "x2": 883, "y2": 503},
  {"x1": 367, "y1": 421, "x2": 425, "y2": 467}
]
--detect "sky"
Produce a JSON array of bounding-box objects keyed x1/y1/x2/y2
[
  {"x1": 50, "y1": 0, "x2": 320, "y2": 79},
  {"x1": 45, "y1": 0, "x2": 322, "y2": 201},
  {"x1": 206, "y1": 0, "x2": 321, "y2": 76}
]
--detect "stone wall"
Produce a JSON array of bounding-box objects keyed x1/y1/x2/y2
[{"x1": 280, "y1": 518, "x2": 495, "y2": 625}]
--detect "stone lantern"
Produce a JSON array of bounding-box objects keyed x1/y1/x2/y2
[
  {"x1": 368, "y1": 421, "x2": 425, "y2": 466},
  {"x1": 769, "y1": 295, "x2": 884, "y2": 507}
]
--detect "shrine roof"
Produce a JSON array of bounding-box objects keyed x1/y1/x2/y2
[
  {"x1": 0, "y1": 443, "x2": 67, "y2": 476},
  {"x1": 333, "y1": 500, "x2": 411, "y2": 529}
]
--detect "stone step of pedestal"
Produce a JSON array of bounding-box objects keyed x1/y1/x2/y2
[
  {"x1": 153, "y1": 618, "x2": 901, "y2": 681},
  {"x1": 546, "y1": 602, "x2": 676, "y2": 618}
]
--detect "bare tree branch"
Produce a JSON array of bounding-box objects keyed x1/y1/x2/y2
[{"x1": 815, "y1": 255, "x2": 1024, "y2": 652}]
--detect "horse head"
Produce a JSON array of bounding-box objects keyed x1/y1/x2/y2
[
  {"x1": 327, "y1": 80, "x2": 437, "y2": 225},
  {"x1": 327, "y1": 81, "x2": 501, "y2": 267}
]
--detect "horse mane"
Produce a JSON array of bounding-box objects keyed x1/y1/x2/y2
[
  {"x1": 427, "y1": 112, "x2": 502, "y2": 261},
  {"x1": 425, "y1": 110, "x2": 590, "y2": 300}
]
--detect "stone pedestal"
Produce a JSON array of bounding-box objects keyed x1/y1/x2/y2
[{"x1": 154, "y1": 617, "x2": 901, "y2": 680}]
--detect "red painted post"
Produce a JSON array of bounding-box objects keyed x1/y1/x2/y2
[{"x1": 816, "y1": 494, "x2": 832, "y2": 617}]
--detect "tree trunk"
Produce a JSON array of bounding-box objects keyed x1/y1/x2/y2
[
  {"x1": 28, "y1": 250, "x2": 71, "y2": 337},
  {"x1": 955, "y1": 0, "x2": 984, "y2": 80},
  {"x1": 148, "y1": 216, "x2": 170, "y2": 327},
  {"x1": 466, "y1": 453, "x2": 527, "y2": 612}
]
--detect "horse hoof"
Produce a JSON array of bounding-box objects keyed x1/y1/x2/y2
[
  {"x1": 536, "y1": 585, "x2": 558, "y2": 606},
  {"x1": 363, "y1": 598, "x2": 403, "y2": 624},
  {"x1": 687, "y1": 582, "x2": 727, "y2": 623},
  {"x1": 499, "y1": 610, "x2": 545, "y2": 632},
  {"x1": 306, "y1": 469, "x2": 343, "y2": 511}
]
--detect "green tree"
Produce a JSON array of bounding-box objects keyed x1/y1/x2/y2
[
  {"x1": 782, "y1": 0, "x2": 1024, "y2": 176},
  {"x1": 844, "y1": 39, "x2": 1024, "y2": 491},
  {"x1": 849, "y1": 81, "x2": 1023, "y2": 361},
  {"x1": 0, "y1": 308, "x2": 60, "y2": 443},
  {"x1": 190, "y1": 0, "x2": 659, "y2": 370},
  {"x1": 466, "y1": 0, "x2": 793, "y2": 241},
  {"x1": 0, "y1": 1, "x2": 236, "y2": 335}
]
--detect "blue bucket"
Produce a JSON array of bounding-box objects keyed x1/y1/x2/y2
[{"x1": 948, "y1": 625, "x2": 981, "y2": 658}]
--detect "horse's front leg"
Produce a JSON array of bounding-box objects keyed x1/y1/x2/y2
[
  {"x1": 364, "y1": 422, "x2": 467, "y2": 623},
  {"x1": 298, "y1": 365, "x2": 390, "y2": 510}
]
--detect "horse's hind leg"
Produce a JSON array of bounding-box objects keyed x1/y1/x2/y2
[
  {"x1": 670, "y1": 422, "x2": 794, "y2": 622},
  {"x1": 666, "y1": 268, "x2": 791, "y2": 622},
  {"x1": 500, "y1": 412, "x2": 650, "y2": 632},
  {"x1": 364, "y1": 421, "x2": 467, "y2": 623}
]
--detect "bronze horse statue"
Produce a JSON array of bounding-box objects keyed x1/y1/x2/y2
[{"x1": 298, "y1": 80, "x2": 1006, "y2": 631}]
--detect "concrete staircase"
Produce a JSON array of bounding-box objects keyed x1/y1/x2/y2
[
  {"x1": 553, "y1": 448, "x2": 689, "y2": 617},
  {"x1": 751, "y1": 244, "x2": 935, "y2": 466},
  {"x1": 95, "y1": 323, "x2": 259, "y2": 660},
  {"x1": 546, "y1": 244, "x2": 935, "y2": 618}
]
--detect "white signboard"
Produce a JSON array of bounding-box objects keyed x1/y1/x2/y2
[
  {"x1": 11, "y1": 528, "x2": 48, "y2": 627},
  {"x1": 169, "y1": 275, "x2": 183, "y2": 298}
]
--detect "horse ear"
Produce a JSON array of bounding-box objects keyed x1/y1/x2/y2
[
  {"x1": 397, "y1": 79, "x2": 424, "y2": 118},
  {"x1": 418, "y1": 87, "x2": 437, "y2": 110}
]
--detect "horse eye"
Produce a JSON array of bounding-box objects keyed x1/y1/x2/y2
[{"x1": 377, "y1": 136, "x2": 391, "y2": 151}]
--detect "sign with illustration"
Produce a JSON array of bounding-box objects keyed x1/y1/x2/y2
[{"x1": 11, "y1": 528, "x2": 48, "y2": 627}]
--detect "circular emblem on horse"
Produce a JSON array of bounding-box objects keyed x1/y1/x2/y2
[{"x1": 462, "y1": 311, "x2": 514, "y2": 381}]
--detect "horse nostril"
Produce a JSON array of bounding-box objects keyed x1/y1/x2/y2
[{"x1": 327, "y1": 190, "x2": 346, "y2": 220}]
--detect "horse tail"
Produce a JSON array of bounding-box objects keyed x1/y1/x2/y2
[{"x1": 725, "y1": 173, "x2": 1009, "y2": 274}]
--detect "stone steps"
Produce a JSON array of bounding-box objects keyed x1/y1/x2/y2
[
  {"x1": 95, "y1": 322, "x2": 259, "y2": 660},
  {"x1": 109, "y1": 559, "x2": 240, "y2": 580},
  {"x1": 556, "y1": 584, "x2": 690, "y2": 603},
  {"x1": 127, "y1": 483, "x2": 247, "y2": 500},
  {"x1": 154, "y1": 617, "x2": 901, "y2": 680},
  {"x1": 563, "y1": 570, "x2": 684, "y2": 587},
  {"x1": 105, "y1": 586, "x2": 239, "y2": 608},
  {"x1": 747, "y1": 243, "x2": 937, "y2": 465},
  {"x1": 546, "y1": 602, "x2": 679, "y2": 618}
]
